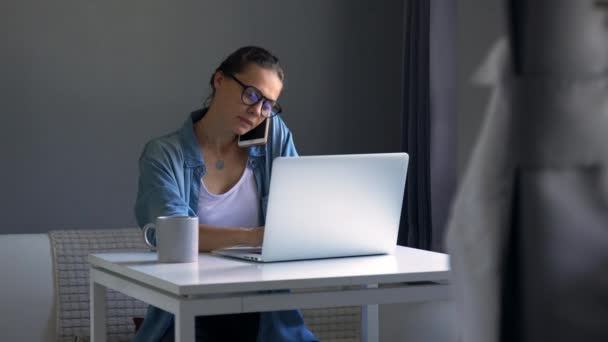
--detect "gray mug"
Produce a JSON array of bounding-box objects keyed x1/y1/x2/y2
[{"x1": 143, "y1": 216, "x2": 199, "y2": 263}]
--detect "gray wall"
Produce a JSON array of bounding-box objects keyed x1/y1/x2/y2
[
  {"x1": 381, "y1": 301, "x2": 457, "y2": 341},
  {"x1": 0, "y1": 0, "x2": 403, "y2": 234},
  {"x1": 457, "y1": 0, "x2": 505, "y2": 175}
]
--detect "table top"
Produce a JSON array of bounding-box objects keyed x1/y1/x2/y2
[{"x1": 88, "y1": 246, "x2": 450, "y2": 296}]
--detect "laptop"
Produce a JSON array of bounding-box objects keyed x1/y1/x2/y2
[{"x1": 212, "y1": 152, "x2": 409, "y2": 262}]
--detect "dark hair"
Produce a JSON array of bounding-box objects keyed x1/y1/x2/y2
[{"x1": 204, "y1": 46, "x2": 285, "y2": 107}]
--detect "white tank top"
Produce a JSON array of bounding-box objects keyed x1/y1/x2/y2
[{"x1": 196, "y1": 166, "x2": 260, "y2": 228}]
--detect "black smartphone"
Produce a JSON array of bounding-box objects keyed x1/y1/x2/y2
[{"x1": 238, "y1": 118, "x2": 270, "y2": 147}]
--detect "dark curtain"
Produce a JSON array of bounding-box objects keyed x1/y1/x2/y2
[
  {"x1": 398, "y1": 0, "x2": 456, "y2": 251},
  {"x1": 398, "y1": 0, "x2": 431, "y2": 250}
]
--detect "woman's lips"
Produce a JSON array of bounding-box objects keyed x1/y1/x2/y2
[{"x1": 238, "y1": 116, "x2": 253, "y2": 127}]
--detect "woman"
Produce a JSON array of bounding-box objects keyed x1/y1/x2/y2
[{"x1": 134, "y1": 46, "x2": 318, "y2": 342}]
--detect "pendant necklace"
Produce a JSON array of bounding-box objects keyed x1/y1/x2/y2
[
  {"x1": 212, "y1": 138, "x2": 236, "y2": 171},
  {"x1": 213, "y1": 145, "x2": 225, "y2": 171}
]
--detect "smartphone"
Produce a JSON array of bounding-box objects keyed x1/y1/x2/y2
[{"x1": 238, "y1": 118, "x2": 270, "y2": 147}]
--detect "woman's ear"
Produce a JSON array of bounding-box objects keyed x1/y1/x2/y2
[{"x1": 213, "y1": 71, "x2": 225, "y2": 90}]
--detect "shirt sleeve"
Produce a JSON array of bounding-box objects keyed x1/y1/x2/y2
[
  {"x1": 281, "y1": 129, "x2": 299, "y2": 157},
  {"x1": 134, "y1": 141, "x2": 194, "y2": 229},
  {"x1": 272, "y1": 115, "x2": 298, "y2": 157}
]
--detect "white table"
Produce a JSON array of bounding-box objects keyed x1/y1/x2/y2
[{"x1": 88, "y1": 246, "x2": 450, "y2": 342}]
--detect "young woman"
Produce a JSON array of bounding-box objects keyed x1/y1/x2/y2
[{"x1": 134, "y1": 46, "x2": 318, "y2": 341}]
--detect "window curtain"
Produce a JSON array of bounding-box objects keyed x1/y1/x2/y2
[{"x1": 398, "y1": 0, "x2": 456, "y2": 252}]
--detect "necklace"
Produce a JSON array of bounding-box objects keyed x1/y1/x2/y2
[{"x1": 215, "y1": 159, "x2": 225, "y2": 170}]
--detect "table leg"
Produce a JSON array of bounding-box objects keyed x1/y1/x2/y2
[
  {"x1": 90, "y1": 276, "x2": 107, "y2": 342},
  {"x1": 175, "y1": 311, "x2": 195, "y2": 342},
  {"x1": 362, "y1": 284, "x2": 379, "y2": 342}
]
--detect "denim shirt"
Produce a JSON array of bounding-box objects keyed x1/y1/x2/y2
[{"x1": 133, "y1": 109, "x2": 317, "y2": 342}]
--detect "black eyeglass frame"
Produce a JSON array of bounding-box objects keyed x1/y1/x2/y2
[{"x1": 227, "y1": 74, "x2": 282, "y2": 118}]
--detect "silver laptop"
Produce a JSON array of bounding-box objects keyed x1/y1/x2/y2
[{"x1": 212, "y1": 153, "x2": 409, "y2": 262}]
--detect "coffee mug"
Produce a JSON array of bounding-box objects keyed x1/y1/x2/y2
[{"x1": 143, "y1": 216, "x2": 199, "y2": 263}]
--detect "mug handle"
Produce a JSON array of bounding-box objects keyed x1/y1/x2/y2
[{"x1": 142, "y1": 223, "x2": 156, "y2": 249}]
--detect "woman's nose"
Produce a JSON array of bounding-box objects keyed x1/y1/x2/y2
[{"x1": 249, "y1": 101, "x2": 264, "y2": 117}]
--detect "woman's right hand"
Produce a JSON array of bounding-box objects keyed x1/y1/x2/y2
[
  {"x1": 245, "y1": 226, "x2": 265, "y2": 247},
  {"x1": 198, "y1": 225, "x2": 265, "y2": 252}
]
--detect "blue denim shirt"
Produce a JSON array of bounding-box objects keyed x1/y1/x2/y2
[{"x1": 134, "y1": 109, "x2": 317, "y2": 342}]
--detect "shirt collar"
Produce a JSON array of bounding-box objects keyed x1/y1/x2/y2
[{"x1": 178, "y1": 108, "x2": 266, "y2": 168}]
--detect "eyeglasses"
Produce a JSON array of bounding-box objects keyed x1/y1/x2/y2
[{"x1": 227, "y1": 74, "x2": 282, "y2": 118}]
